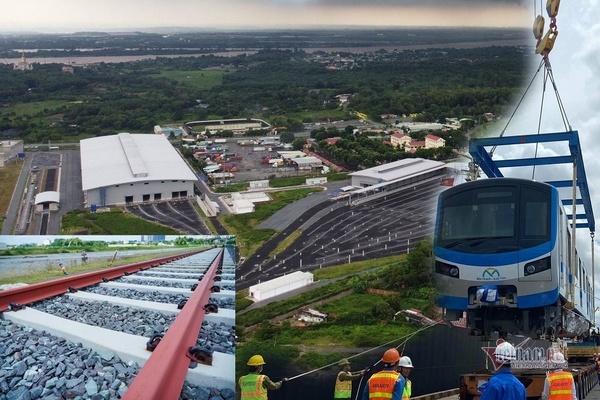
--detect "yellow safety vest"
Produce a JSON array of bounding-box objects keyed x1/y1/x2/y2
[
  {"x1": 239, "y1": 374, "x2": 268, "y2": 400},
  {"x1": 334, "y1": 371, "x2": 352, "y2": 398},
  {"x1": 402, "y1": 379, "x2": 412, "y2": 400},
  {"x1": 368, "y1": 371, "x2": 400, "y2": 400},
  {"x1": 547, "y1": 371, "x2": 574, "y2": 400}
]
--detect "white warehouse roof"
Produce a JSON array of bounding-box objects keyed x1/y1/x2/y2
[{"x1": 80, "y1": 133, "x2": 197, "y2": 191}]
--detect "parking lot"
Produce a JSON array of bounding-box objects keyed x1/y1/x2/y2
[{"x1": 238, "y1": 178, "x2": 443, "y2": 287}]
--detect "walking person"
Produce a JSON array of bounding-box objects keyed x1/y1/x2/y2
[
  {"x1": 362, "y1": 348, "x2": 405, "y2": 400},
  {"x1": 334, "y1": 358, "x2": 364, "y2": 399},
  {"x1": 237, "y1": 355, "x2": 287, "y2": 400},
  {"x1": 541, "y1": 351, "x2": 576, "y2": 400},
  {"x1": 398, "y1": 356, "x2": 414, "y2": 400},
  {"x1": 479, "y1": 341, "x2": 526, "y2": 400}
]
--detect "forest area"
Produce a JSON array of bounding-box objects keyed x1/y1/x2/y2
[{"x1": 0, "y1": 43, "x2": 530, "y2": 145}]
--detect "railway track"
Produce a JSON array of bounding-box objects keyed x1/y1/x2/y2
[{"x1": 0, "y1": 246, "x2": 235, "y2": 400}]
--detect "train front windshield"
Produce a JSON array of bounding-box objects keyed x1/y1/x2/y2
[{"x1": 437, "y1": 183, "x2": 551, "y2": 254}]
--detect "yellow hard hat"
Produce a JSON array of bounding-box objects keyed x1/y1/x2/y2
[
  {"x1": 338, "y1": 358, "x2": 351, "y2": 367},
  {"x1": 247, "y1": 355, "x2": 266, "y2": 366}
]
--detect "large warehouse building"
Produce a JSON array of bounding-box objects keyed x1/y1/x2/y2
[
  {"x1": 80, "y1": 133, "x2": 198, "y2": 208},
  {"x1": 248, "y1": 271, "x2": 314, "y2": 302}
]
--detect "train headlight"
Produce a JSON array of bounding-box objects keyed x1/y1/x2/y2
[
  {"x1": 523, "y1": 256, "x2": 551, "y2": 276},
  {"x1": 435, "y1": 260, "x2": 460, "y2": 278}
]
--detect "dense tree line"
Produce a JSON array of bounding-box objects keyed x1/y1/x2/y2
[{"x1": 2, "y1": 45, "x2": 528, "y2": 144}]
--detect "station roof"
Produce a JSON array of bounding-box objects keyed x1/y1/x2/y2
[
  {"x1": 34, "y1": 191, "x2": 60, "y2": 204},
  {"x1": 292, "y1": 157, "x2": 322, "y2": 166},
  {"x1": 80, "y1": 133, "x2": 197, "y2": 190},
  {"x1": 349, "y1": 158, "x2": 445, "y2": 182}
]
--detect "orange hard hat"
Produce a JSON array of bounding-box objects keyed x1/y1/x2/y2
[{"x1": 382, "y1": 348, "x2": 400, "y2": 364}]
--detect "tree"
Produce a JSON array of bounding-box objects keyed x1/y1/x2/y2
[
  {"x1": 292, "y1": 137, "x2": 307, "y2": 150},
  {"x1": 279, "y1": 131, "x2": 296, "y2": 143}
]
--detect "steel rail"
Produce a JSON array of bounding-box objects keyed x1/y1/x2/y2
[
  {"x1": 122, "y1": 248, "x2": 224, "y2": 400},
  {"x1": 0, "y1": 248, "x2": 207, "y2": 312}
]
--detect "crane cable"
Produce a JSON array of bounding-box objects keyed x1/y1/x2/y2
[{"x1": 286, "y1": 320, "x2": 438, "y2": 382}]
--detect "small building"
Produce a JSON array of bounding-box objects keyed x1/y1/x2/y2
[
  {"x1": 389, "y1": 132, "x2": 411, "y2": 149},
  {"x1": 298, "y1": 308, "x2": 328, "y2": 324},
  {"x1": 249, "y1": 180, "x2": 269, "y2": 189},
  {"x1": 34, "y1": 191, "x2": 60, "y2": 212},
  {"x1": 292, "y1": 156, "x2": 323, "y2": 170},
  {"x1": 425, "y1": 134, "x2": 445, "y2": 148},
  {"x1": 306, "y1": 177, "x2": 327, "y2": 185},
  {"x1": 232, "y1": 198, "x2": 255, "y2": 214},
  {"x1": 249, "y1": 271, "x2": 314, "y2": 302}
]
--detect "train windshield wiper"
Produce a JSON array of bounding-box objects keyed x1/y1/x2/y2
[{"x1": 444, "y1": 236, "x2": 511, "y2": 249}]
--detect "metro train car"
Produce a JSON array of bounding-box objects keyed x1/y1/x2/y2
[{"x1": 434, "y1": 177, "x2": 593, "y2": 338}]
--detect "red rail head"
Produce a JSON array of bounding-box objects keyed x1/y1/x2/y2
[
  {"x1": 122, "y1": 249, "x2": 224, "y2": 400},
  {"x1": 0, "y1": 248, "x2": 207, "y2": 312}
]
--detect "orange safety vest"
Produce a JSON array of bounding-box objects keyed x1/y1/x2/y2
[
  {"x1": 368, "y1": 371, "x2": 400, "y2": 400},
  {"x1": 402, "y1": 379, "x2": 412, "y2": 400},
  {"x1": 334, "y1": 371, "x2": 352, "y2": 398},
  {"x1": 547, "y1": 370, "x2": 574, "y2": 400},
  {"x1": 239, "y1": 374, "x2": 268, "y2": 400}
]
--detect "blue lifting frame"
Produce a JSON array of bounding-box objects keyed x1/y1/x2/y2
[{"x1": 468, "y1": 131, "x2": 595, "y2": 233}]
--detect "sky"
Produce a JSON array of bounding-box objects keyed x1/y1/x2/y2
[{"x1": 0, "y1": 0, "x2": 530, "y2": 33}]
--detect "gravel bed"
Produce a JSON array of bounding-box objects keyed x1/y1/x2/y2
[
  {"x1": 30, "y1": 297, "x2": 235, "y2": 354},
  {"x1": 136, "y1": 272, "x2": 202, "y2": 279},
  {"x1": 83, "y1": 286, "x2": 235, "y2": 310},
  {"x1": 0, "y1": 320, "x2": 234, "y2": 400},
  {"x1": 115, "y1": 278, "x2": 235, "y2": 292}
]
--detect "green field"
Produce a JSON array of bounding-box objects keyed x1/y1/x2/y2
[
  {"x1": 152, "y1": 70, "x2": 229, "y2": 91},
  {"x1": 61, "y1": 209, "x2": 180, "y2": 235},
  {"x1": 2, "y1": 100, "x2": 74, "y2": 119}
]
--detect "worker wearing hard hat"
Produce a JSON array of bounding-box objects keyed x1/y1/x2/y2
[
  {"x1": 479, "y1": 341, "x2": 526, "y2": 400},
  {"x1": 398, "y1": 356, "x2": 414, "y2": 400},
  {"x1": 541, "y1": 352, "x2": 576, "y2": 400},
  {"x1": 334, "y1": 358, "x2": 364, "y2": 399},
  {"x1": 362, "y1": 348, "x2": 406, "y2": 400},
  {"x1": 237, "y1": 355, "x2": 287, "y2": 400}
]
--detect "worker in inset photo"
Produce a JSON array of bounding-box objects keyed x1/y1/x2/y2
[
  {"x1": 398, "y1": 356, "x2": 414, "y2": 400},
  {"x1": 237, "y1": 354, "x2": 287, "y2": 400},
  {"x1": 334, "y1": 358, "x2": 364, "y2": 399}
]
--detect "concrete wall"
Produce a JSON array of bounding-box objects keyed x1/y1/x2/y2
[{"x1": 86, "y1": 180, "x2": 195, "y2": 207}]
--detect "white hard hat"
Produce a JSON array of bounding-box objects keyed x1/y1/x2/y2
[
  {"x1": 494, "y1": 342, "x2": 516, "y2": 361},
  {"x1": 551, "y1": 352, "x2": 566, "y2": 364},
  {"x1": 399, "y1": 356, "x2": 414, "y2": 368}
]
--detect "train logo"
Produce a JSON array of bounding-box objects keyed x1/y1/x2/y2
[{"x1": 477, "y1": 268, "x2": 504, "y2": 281}]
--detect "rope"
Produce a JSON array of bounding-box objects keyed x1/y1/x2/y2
[
  {"x1": 489, "y1": 59, "x2": 544, "y2": 157},
  {"x1": 286, "y1": 321, "x2": 438, "y2": 381}
]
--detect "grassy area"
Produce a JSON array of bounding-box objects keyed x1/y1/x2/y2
[
  {"x1": 237, "y1": 278, "x2": 352, "y2": 328},
  {"x1": 0, "y1": 247, "x2": 199, "y2": 286},
  {"x1": 1, "y1": 100, "x2": 72, "y2": 119},
  {"x1": 61, "y1": 209, "x2": 180, "y2": 235},
  {"x1": 151, "y1": 70, "x2": 229, "y2": 91},
  {"x1": 313, "y1": 254, "x2": 406, "y2": 280},
  {"x1": 212, "y1": 183, "x2": 248, "y2": 193},
  {"x1": 0, "y1": 159, "x2": 24, "y2": 230},
  {"x1": 219, "y1": 188, "x2": 320, "y2": 258}
]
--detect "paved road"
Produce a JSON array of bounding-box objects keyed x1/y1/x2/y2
[{"x1": 1, "y1": 157, "x2": 32, "y2": 235}]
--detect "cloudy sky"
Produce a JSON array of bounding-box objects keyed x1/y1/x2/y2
[{"x1": 1, "y1": 0, "x2": 530, "y2": 32}]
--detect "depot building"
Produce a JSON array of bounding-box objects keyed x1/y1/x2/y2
[{"x1": 80, "y1": 133, "x2": 198, "y2": 208}]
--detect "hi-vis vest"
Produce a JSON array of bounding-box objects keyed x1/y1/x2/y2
[
  {"x1": 547, "y1": 371, "x2": 574, "y2": 400},
  {"x1": 334, "y1": 372, "x2": 352, "y2": 398},
  {"x1": 402, "y1": 379, "x2": 412, "y2": 400},
  {"x1": 239, "y1": 374, "x2": 268, "y2": 400},
  {"x1": 368, "y1": 370, "x2": 400, "y2": 400}
]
